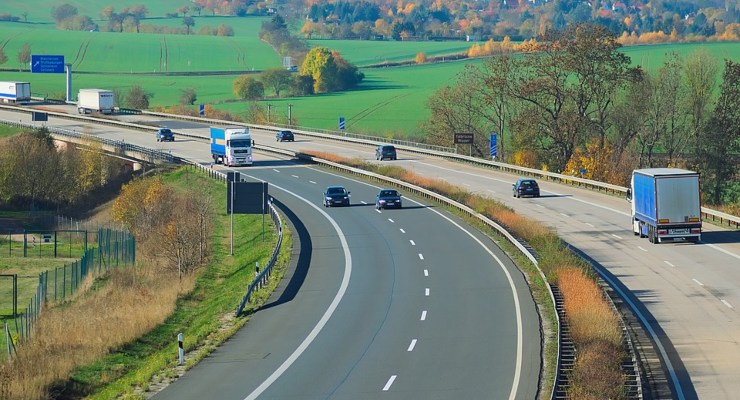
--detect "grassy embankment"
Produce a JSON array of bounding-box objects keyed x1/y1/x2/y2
[
  {"x1": 0, "y1": 166, "x2": 292, "y2": 399},
  {"x1": 306, "y1": 150, "x2": 627, "y2": 398}
]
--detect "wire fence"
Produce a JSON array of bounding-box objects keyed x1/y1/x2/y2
[{"x1": 2, "y1": 227, "x2": 135, "y2": 360}]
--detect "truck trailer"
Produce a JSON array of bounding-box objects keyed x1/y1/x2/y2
[
  {"x1": 210, "y1": 126, "x2": 253, "y2": 167},
  {"x1": 0, "y1": 81, "x2": 31, "y2": 103},
  {"x1": 77, "y1": 89, "x2": 115, "y2": 114},
  {"x1": 627, "y1": 168, "x2": 701, "y2": 244}
]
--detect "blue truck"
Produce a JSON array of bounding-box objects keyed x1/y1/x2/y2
[
  {"x1": 210, "y1": 126, "x2": 253, "y2": 166},
  {"x1": 627, "y1": 168, "x2": 702, "y2": 244}
]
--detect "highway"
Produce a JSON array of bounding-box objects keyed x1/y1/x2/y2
[{"x1": 3, "y1": 105, "x2": 740, "y2": 399}]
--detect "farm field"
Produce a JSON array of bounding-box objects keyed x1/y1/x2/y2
[
  {"x1": 1, "y1": 0, "x2": 194, "y2": 23},
  {"x1": 2, "y1": 18, "x2": 740, "y2": 135}
]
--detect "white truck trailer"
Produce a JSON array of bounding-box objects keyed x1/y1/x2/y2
[
  {"x1": 77, "y1": 89, "x2": 115, "y2": 114},
  {"x1": 0, "y1": 81, "x2": 31, "y2": 103},
  {"x1": 627, "y1": 168, "x2": 702, "y2": 244}
]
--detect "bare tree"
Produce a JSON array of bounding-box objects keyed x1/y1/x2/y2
[
  {"x1": 684, "y1": 49, "x2": 719, "y2": 162},
  {"x1": 17, "y1": 42, "x2": 31, "y2": 72}
]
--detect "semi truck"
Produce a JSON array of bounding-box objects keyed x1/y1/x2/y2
[
  {"x1": 77, "y1": 89, "x2": 115, "y2": 114},
  {"x1": 0, "y1": 81, "x2": 31, "y2": 103},
  {"x1": 627, "y1": 168, "x2": 702, "y2": 244},
  {"x1": 210, "y1": 126, "x2": 253, "y2": 167}
]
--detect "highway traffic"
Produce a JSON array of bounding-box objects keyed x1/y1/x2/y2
[{"x1": 2, "y1": 104, "x2": 740, "y2": 399}]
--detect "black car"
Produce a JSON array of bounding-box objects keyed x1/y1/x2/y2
[
  {"x1": 156, "y1": 127, "x2": 174, "y2": 142},
  {"x1": 375, "y1": 145, "x2": 397, "y2": 161},
  {"x1": 323, "y1": 186, "x2": 351, "y2": 207},
  {"x1": 276, "y1": 130, "x2": 294, "y2": 142},
  {"x1": 513, "y1": 179, "x2": 540, "y2": 198},
  {"x1": 375, "y1": 189, "x2": 402, "y2": 209}
]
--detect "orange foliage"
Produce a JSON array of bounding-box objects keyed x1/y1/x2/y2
[
  {"x1": 564, "y1": 139, "x2": 613, "y2": 182},
  {"x1": 415, "y1": 52, "x2": 427, "y2": 64},
  {"x1": 513, "y1": 149, "x2": 538, "y2": 168}
]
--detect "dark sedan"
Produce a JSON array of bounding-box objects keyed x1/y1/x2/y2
[
  {"x1": 276, "y1": 130, "x2": 295, "y2": 142},
  {"x1": 513, "y1": 179, "x2": 540, "y2": 198},
  {"x1": 375, "y1": 189, "x2": 402, "y2": 209},
  {"x1": 323, "y1": 186, "x2": 351, "y2": 207}
]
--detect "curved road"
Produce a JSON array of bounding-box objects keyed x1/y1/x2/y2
[{"x1": 3, "y1": 106, "x2": 740, "y2": 398}]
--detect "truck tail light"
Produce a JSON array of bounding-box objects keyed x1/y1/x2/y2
[
  {"x1": 658, "y1": 229, "x2": 667, "y2": 236},
  {"x1": 691, "y1": 228, "x2": 701, "y2": 234},
  {"x1": 688, "y1": 217, "x2": 700, "y2": 222},
  {"x1": 658, "y1": 219, "x2": 669, "y2": 223}
]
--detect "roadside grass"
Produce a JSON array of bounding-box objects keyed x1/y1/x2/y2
[
  {"x1": 0, "y1": 166, "x2": 291, "y2": 400},
  {"x1": 0, "y1": 125, "x2": 23, "y2": 139},
  {"x1": 306, "y1": 150, "x2": 628, "y2": 398}
]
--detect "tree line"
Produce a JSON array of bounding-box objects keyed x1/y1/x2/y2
[
  {"x1": 423, "y1": 23, "x2": 740, "y2": 207},
  {"x1": 0, "y1": 129, "x2": 129, "y2": 212}
]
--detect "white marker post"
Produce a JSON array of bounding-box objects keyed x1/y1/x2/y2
[{"x1": 178, "y1": 333, "x2": 184, "y2": 366}]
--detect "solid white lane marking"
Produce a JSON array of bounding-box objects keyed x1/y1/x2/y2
[
  {"x1": 407, "y1": 339, "x2": 417, "y2": 351},
  {"x1": 383, "y1": 375, "x2": 397, "y2": 391},
  {"x1": 722, "y1": 300, "x2": 734, "y2": 309},
  {"x1": 487, "y1": 189, "x2": 496, "y2": 194},
  {"x1": 611, "y1": 234, "x2": 622, "y2": 239},
  {"x1": 242, "y1": 182, "x2": 352, "y2": 400},
  {"x1": 425, "y1": 288, "x2": 430, "y2": 296},
  {"x1": 418, "y1": 254, "x2": 424, "y2": 260},
  {"x1": 704, "y1": 243, "x2": 740, "y2": 261},
  {"x1": 638, "y1": 246, "x2": 648, "y2": 252},
  {"x1": 409, "y1": 240, "x2": 416, "y2": 246},
  {"x1": 692, "y1": 279, "x2": 704, "y2": 286},
  {"x1": 399, "y1": 228, "x2": 405, "y2": 233},
  {"x1": 420, "y1": 310, "x2": 427, "y2": 320},
  {"x1": 664, "y1": 261, "x2": 675, "y2": 268},
  {"x1": 423, "y1": 269, "x2": 428, "y2": 277}
]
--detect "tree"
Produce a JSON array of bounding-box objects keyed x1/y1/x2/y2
[
  {"x1": 301, "y1": 47, "x2": 338, "y2": 93},
  {"x1": 0, "y1": 47, "x2": 7, "y2": 66},
  {"x1": 51, "y1": 3, "x2": 77, "y2": 24},
  {"x1": 289, "y1": 74, "x2": 315, "y2": 96},
  {"x1": 128, "y1": 4, "x2": 148, "y2": 33},
  {"x1": 180, "y1": 88, "x2": 197, "y2": 105},
  {"x1": 699, "y1": 60, "x2": 740, "y2": 204},
  {"x1": 684, "y1": 49, "x2": 718, "y2": 162},
  {"x1": 125, "y1": 85, "x2": 152, "y2": 109},
  {"x1": 261, "y1": 68, "x2": 292, "y2": 97},
  {"x1": 183, "y1": 16, "x2": 195, "y2": 34},
  {"x1": 233, "y1": 75, "x2": 264, "y2": 100},
  {"x1": 17, "y1": 43, "x2": 31, "y2": 72}
]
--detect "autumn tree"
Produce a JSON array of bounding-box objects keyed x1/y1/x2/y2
[
  {"x1": 301, "y1": 47, "x2": 337, "y2": 93},
  {"x1": 698, "y1": 60, "x2": 740, "y2": 205},
  {"x1": 233, "y1": 75, "x2": 264, "y2": 100},
  {"x1": 180, "y1": 88, "x2": 197, "y2": 105},
  {"x1": 125, "y1": 85, "x2": 152, "y2": 109},
  {"x1": 183, "y1": 16, "x2": 195, "y2": 34},
  {"x1": 51, "y1": 3, "x2": 77, "y2": 24},
  {"x1": 17, "y1": 43, "x2": 31, "y2": 72},
  {"x1": 261, "y1": 68, "x2": 292, "y2": 97}
]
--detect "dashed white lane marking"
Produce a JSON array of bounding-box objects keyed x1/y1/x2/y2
[
  {"x1": 664, "y1": 261, "x2": 675, "y2": 268},
  {"x1": 272, "y1": 169, "x2": 280, "y2": 172},
  {"x1": 585, "y1": 222, "x2": 594, "y2": 227},
  {"x1": 388, "y1": 218, "x2": 395, "y2": 223},
  {"x1": 423, "y1": 269, "x2": 429, "y2": 277},
  {"x1": 383, "y1": 375, "x2": 397, "y2": 391},
  {"x1": 692, "y1": 279, "x2": 704, "y2": 286},
  {"x1": 420, "y1": 310, "x2": 427, "y2": 320},
  {"x1": 409, "y1": 240, "x2": 416, "y2": 246},
  {"x1": 360, "y1": 201, "x2": 367, "y2": 205},
  {"x1": 399, "y1": 228, "x2": 405, "y2": 233},
  {"x1": 639, "y1": 246, "x2": 648, "y2": 252},
  {"x1": 536, "y1": 204, "x2": 545, "y2": 208},
  {"x1": 611, "y1": 234, "x2": 622, "y2": 239},
  {"x1": 425, "y1": 288, "x2": 430, "y2": 296},
  {"x1": 407, "y1": 339, "x2": 417, "y2": 351},
  {"x1": 560, "y1": 212, "x2": 568, "y2": 217},
  {"x1": 722, "y1": 300, "x2": 734, "y2": 309},
  {"x1": 309, "y1": 180, "x2": 316, "y2": 184},
  {"x1": 291, "y1": 174, "x2": 299, "y2": 178},
  {"x1": 418, "y1": 254, "x2": 424, "y2": 260}
]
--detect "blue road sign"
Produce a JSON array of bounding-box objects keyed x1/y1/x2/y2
[
  {"x1": 199, "y1": 104, "x2": 205, "y2": 116},
  {"x1": 339, "y1": 117, "x2": 345, "y2": 130},
  {"x1": 30, "y1": 55, "x2": 65, "y2": 73},
  {"x1": 490, "y1": 134, "x2": 497, "y2": 159}
]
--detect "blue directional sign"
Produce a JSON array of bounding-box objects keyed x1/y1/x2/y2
[
  {"x1": 339, "y1": 116, "x2": 345, "y2": 130},
  {"x1": 30, "y1": 55, "x2": 65, "y2": 73},
  {"x1": 490, "y1": 134, "x2": 497, "y2": 159},
  {"x1": 199, "y1": 104, "x2": 205, "y2": 116}
]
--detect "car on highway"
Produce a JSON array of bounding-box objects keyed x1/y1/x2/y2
[
  {"x1": 375, "y1": 189, "x2": 402, "y2": 209},
  {"x1": 375, "y1": 144, "x2": 397, "y2": 161},
  {"x1": 156, "y1": 127, "x2": 174, "y2": 142},
  {"x1": 512, "y1": 178, "x2": 540, "y2": 198},
  {"x1": 276, "y1": 130, "x2": 294, "y2": 142},
  {"x1": 323, "y1": 186, "x2": 351, "y2": 207}
]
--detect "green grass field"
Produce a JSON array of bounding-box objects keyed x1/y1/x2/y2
[
  {"x1": 2, "y1": 18, "x2": 739, "y2": 135},
  {"x1": 2, "y1": 0, "x2": 197, "y2": 23}
]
